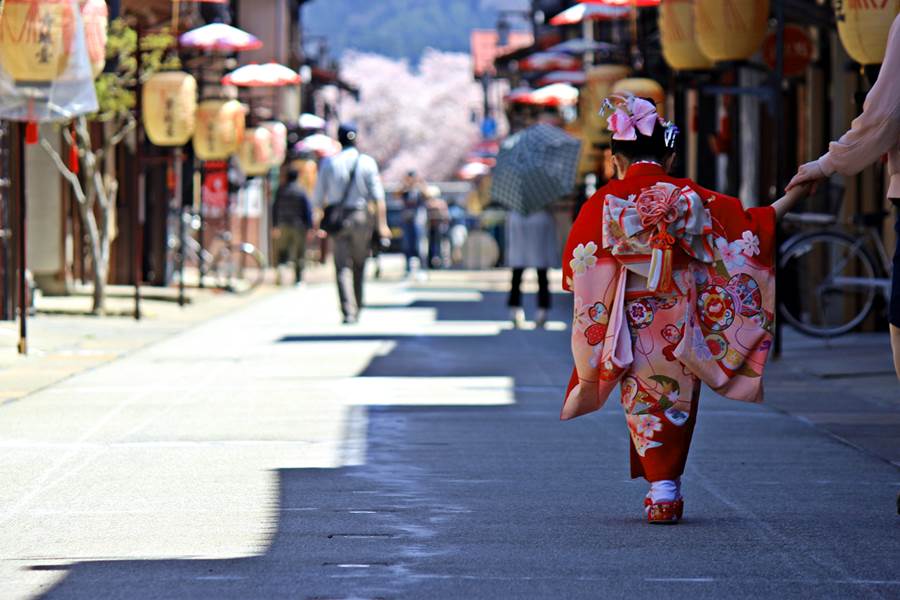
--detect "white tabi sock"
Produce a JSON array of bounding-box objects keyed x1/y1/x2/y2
[{"x1": 648, "y1": 479, "x2": 678, "y2": 503}]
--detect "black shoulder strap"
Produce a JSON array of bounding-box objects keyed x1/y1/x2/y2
[{"x1": 338, "y1": 154, "x2": 361, "y2": 206}]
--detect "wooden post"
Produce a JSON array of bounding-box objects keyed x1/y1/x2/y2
[{"x1": 16, "y1": 122, "x2": 26, "y2": 355}]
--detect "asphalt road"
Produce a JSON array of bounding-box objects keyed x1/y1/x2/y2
[{"x1": 1, "y1": 269, "x2": 898, "y2": 599}]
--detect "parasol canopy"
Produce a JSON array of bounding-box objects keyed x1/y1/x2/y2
[
  {"x1": 546, "y1": 38, "x2": 617, "y2": 54},
  {"x1": 505, "y1": 86, "x2": 536, "y2": 104},
  {"x1": 222, "y1": 63, "x2": 301, "y2": 87},
  {"x1": 179, "y1": 23, "x2": 263, "y2": 52},
  {"x1": 294, "y1": 133, "x2": 341, "y2": 158},
  {"x1": 537, "y1": 70, "x2": 587, "y2": 86},
  {"x1": 490, "y1": 124, "x2": 581, "y2": 215},
  {"x1": 298, "y1": 113, "x2": 326, "y2": 130},
  {"x1": 549, "y1": 3, "x2": 631, "y2": 25},
  {"x1": 531, "y1": 83, "x2": 580, "y2": 107},
  {"x1": 518, "y1": 52, "x2": 582, "y2": 72},
  {"x1": 458, "y1": 162, "x2": 491, "y2": 180}
]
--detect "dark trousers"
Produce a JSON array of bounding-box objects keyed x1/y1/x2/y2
[
  {"x1": 508, "y1": 268, "x2": 550, "y2": 309},
  {"x1": 333, "y1": 210, "x2": 373, "y2": 318}
]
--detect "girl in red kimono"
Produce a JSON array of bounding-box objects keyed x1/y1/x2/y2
[{"x1": 562, "y1": 95, "x2": 808, "y2": 524}]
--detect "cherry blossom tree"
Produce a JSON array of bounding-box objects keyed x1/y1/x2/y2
[{"x1": 338, "y1": 49, "x2": 484, "y2": 184}]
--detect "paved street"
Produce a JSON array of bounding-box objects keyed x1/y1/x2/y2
[{"x1": 1, "y1": 263, "x2": 898, "y2": 599}]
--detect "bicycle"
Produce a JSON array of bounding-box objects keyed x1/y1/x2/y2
[
  {"x1": 168, "y1": 210, "x2": 268, "y2": 295},
  {"x1": 778, "y1": 210, "x2": 893, "y2": 337}
]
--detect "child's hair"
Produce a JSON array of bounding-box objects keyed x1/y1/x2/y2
[
  {"x1": 610, "y1": 118, "x2": 674, "y2": 163},
  {"x1": 604, "y1": 95, "x2": 678, "y2": 163}
]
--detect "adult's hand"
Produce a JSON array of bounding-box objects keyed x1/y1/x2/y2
[
  {"x1": 786, "y1": 160, "x2": 827, "y2": 192},
  {"x1": 378, "y1": 223, "x2": 392, "y2": 240}
]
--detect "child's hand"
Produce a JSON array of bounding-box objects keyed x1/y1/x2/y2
[{"x1": 772, "y1": 183, "x2": 812, "y2": 220}]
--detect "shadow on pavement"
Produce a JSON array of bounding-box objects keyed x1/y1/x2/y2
[{"x1": 35, "y1": 287, "x2": 588, "y2": 599}]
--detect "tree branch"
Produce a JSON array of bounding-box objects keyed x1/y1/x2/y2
[
  {"x1": 96, "y1": 115, "x2": 136, "y2": 162},
  {"x1": 40, "y1": 138, "x2": 87, "y2": 206}
]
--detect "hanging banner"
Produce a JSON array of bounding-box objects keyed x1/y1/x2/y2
[{"x1": 0, "y1": 0, "x2": 99, "y2": 122}]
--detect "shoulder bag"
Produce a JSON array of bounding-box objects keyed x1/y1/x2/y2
[{"x1": 321, "y1": 156, "x2": 360, "y2": 234}]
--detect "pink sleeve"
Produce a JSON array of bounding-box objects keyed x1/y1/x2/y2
[{"x1": 818, "y1": 14, "x2": 900, "y2": 177}]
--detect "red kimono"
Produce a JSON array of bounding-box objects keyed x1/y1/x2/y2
[{"x1": 562, "y1": 163, "x2": 777, "y2": 482}]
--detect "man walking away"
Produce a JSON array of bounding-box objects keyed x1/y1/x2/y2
[
  {"x1": 272, "y1": 168, "x2": 312, "y2": 285},
  {"x1": 313, "y1": 124, "x2": 391, "y2": 324}
]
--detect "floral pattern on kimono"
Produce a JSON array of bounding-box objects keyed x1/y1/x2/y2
[{"x1": 560, "y1": 163, "x2": 776, "y2": 481}]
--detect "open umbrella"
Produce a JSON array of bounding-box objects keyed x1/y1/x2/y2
[
  {"x1": 295, "y1": 134, "x2": 341, "y2": 158},
  {"x1": 549, "y1": 3, "x2": 631, "y2": 25},
  {"x1": 490, "y1": 124, "x2": 581, "y2": 215},
  {"x1": 179, "y1": 23, "x2": 263, "y2": 52},
  {"x1": 530, "y1": 83, "x2": 580, "y2": 107},
  {"x1": 546, "y1": 38, "x2": 617, "y2": 54},
  {"x1": 518, "y1": 52, "x2": 582, "y2": 72},
  {"x1": 537, "y1": 70, "x2": 587, "y2": 86},
  {"x1": 458, "y1": 162, "x2": 491, "y2": 180},
  {"x1": 505, "y1": 87, "x2": 536, "y2": 104},
  {"x1": 298, "y1": 113, "x2": 326, "y2": 131},
  {"x1": 222, "y1": 63, "x2": 301, "y2": 87}
]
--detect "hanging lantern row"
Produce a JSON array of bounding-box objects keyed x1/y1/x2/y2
[
  {"x1": 143, "y1": 72, "x2": 283, "y2": 172},
  {"x1": 657, "y1": 0, "x2": 768, "y2": 69},
  {"x1": 658, "y1": 0, "x2": 900, "y2": 71}
]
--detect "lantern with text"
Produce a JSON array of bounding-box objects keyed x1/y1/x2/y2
[
  {"x1": 834, "y1": 0, "x2": 900, "y2": 65},
  {"x1": 0, "y1": 0, "x2": 76, "y2": 84},
  {"x1": 79, "y1": 0, "x2": 107, "y2": 78},
  {"x1": 142, "y1": 71, "x2": 198, "y2": 147},
  {"x1": 194, "y1": 99, "x2": 246, "y2": 161},
  {"x1": 261, "y1": 121, "x2": 287, "y2": 168},
  {"x1": 612, "y1": 78, "x2": 666, "y2": 115},
  {"x1": 659, "y1": 0, "x2": 713, "y2": 70},
  {"x1": 238, "y1": 127, "x2": 274, "y2": 176},
  {"x1": 695, "y1": 0, "x2": 769, "y2": 62}
]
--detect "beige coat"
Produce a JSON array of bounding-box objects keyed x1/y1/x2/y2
[{"x1": 816, "y1": 14, "x2": 900, "y2": 199}]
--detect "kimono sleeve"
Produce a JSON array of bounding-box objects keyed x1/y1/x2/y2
[
  {"x1": 675, "y1": 193, "x2": 777, "y2": 403},
  {"x1": 560, "y1": 198, "x2": 627, "y2": 420}
]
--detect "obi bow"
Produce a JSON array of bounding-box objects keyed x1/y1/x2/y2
[{"x1": 603, "y1": 182, "x2": 715, "y2": 292}]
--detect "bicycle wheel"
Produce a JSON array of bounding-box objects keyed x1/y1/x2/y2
[
  {"x1": 778, "y1": 230, "x2": 879, "y2": 337},
  {"x1": 211, "y1": 243, "x2": 267, "y2": 294}
]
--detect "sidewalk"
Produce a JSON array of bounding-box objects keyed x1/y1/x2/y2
[
  {"x1": 0, "y1": 281, "x2": 278, "y2": 406},
  {"x1": 768, "y1": 329, "x2": 900, "y2": 467}
]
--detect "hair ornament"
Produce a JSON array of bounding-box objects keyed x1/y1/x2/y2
[{"x1": 601, "y1": 93, "x2": 679, "y2": 149}]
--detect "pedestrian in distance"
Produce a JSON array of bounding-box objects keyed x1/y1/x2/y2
[
  {"x1": 425, "y1": 185, "x2": 450, "y2": 269},
  {"x1": 506, "y1": 207, "x2": 558, "y2": 329},
  {"x1": 272, "y1": 167, "x2": 312, "y2": 286},
  {"x1": 399, "y1": 170, "x2": 427, "y2": 275},
  {"x1": 562, "y1": 94, "x2": 810, "y2": 524},
  {"x1": 312, "y1": 124, "x2": 391, "y2": 324},
  {"x1": 787, "y1": 13, "x2": 900, "y2": 382}
]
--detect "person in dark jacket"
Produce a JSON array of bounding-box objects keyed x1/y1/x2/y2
[{"x1": 272, "y1": 168, "x2": 312, "y2": 285}]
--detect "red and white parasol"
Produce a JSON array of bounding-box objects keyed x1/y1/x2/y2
[
  {"x1": 537, "y1": 70, "x2": 587, "y2": 86},
  {"x1": 518, "y1": 52, "x2": 582, "y2": 72},
  {"x1": 458, "y1": 162, "x2": 491, "y2": 180},
  {"x1": 529, "y1": 83, "x2": 579, "y2": 107},
  {"x1": 295, "y1": 134, "x2": 342, "y2": 158},
  {"x1": 549, "y1": 2, "x2": 631, "y2": 26},
  {"x1": 179, "y1": 23, "x2": 263, "y2": 52},
  {"x1": 505, "y1": 87, "x2": 536, "y2": 104},
  {"x1": 222, "y1": 63, "x2": 301, "y2": 88}
]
